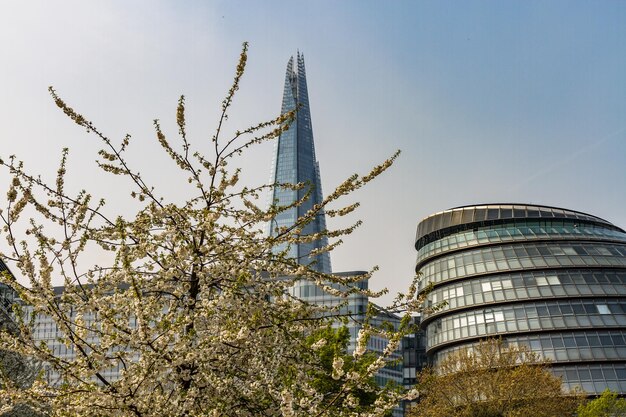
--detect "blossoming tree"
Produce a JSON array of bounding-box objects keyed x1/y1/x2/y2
[{"x1": 0, "y1": 44, "x2": 422, "y2": 416}]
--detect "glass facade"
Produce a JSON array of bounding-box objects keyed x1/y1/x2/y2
[
  {"x1": 267, "y1": 53, "x2": 331, "y2": 274},
  {"x1": 416, "y1": 203, "x2": 626, "y2": 395},
  {"x1": 0, "y1": 259, "x2": 19, "y2": 332},
  {"x1": 266, "y1": 54, "x2": 403, "y2": 397}
]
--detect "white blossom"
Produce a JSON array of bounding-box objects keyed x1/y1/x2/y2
[
  {"x1": 353, "y1": 328, "x2": 368, "y2": 358},
  {"x1": 332, "y1": 356, "x2": 345, "y2": 380},
  {"x1": 0, "y1": 43, "x2": 423, "y2": 417},
  {"x1": 310, "y1": 338, "x2": 327, "y2": 351}
]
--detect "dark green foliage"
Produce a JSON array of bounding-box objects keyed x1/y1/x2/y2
[{"x1": 305, "y1": 326, "x2": 382, "y2": 412}]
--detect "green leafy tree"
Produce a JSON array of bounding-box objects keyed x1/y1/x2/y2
[
  {"x1": 0, "y1": 43, "x2": 423, "y2": 416},
  {"x1": 409, "y1": 338, "x2": 582, "y2": 417},
  {"x1": 305, "y1": 327, "x2": 386, "y2": 413},
  {"x1": 577, "y1": 390, "x2": 626, "y2": 417}
]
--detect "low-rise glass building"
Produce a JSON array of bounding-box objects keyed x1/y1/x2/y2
[{"x1": 416, "y1": 204, "x2": 626, "y2": 394}]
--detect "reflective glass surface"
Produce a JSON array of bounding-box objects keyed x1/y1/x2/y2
[
  {"x1": 433, "y1": 330, "x2": 626, "y2": 365},
  {"x1": 554, "y1": 364, "x2": 626, "y2": 394},
  {"x1": 426, "y1": 299, "x2": 626, "y2": 350},
  {"x1": 267, "y1": 54, "x2": 331, "y2": 274},
  {"x1": 415, "y1": 204, "x2": 617, "y2": 249},
  {"x1": 425, "y1": 270, "x2": 626, "y2": 318},
  {"x1": 419, "y1": 242, "x2": 626, "y2": 289},
  {"x1": 416, "y1": 205, "x2": 626, "y2": 396},
  {"x1": 416, "y1": 221, "x2": 626, "y2": 266}
]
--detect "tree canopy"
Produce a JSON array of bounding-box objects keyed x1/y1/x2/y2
[
  {"x1": 408, "y1": 338, "x2": 582, "y2": 417},
  {"x1": 0, "y1": 43, "x2": 422, "y2": 416},
  {"x1": 577, "y1": 390, "x2": 626, "y2": 417}
]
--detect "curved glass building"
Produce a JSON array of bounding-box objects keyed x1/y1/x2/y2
[{"x1": 416, "y1": 204, "x2": 626, "y2": 394}]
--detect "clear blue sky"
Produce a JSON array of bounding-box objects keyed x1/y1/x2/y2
[{"x1": 1, "y1": 1, "x2": 625, "y2": 303}]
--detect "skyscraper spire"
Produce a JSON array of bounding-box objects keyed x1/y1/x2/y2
[{"x1": 267, "y1": 53, "x2": 331, "y2": 274}]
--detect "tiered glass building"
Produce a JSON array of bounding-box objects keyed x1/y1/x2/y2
[
  {"x1": 267, "y1": 52, "x2": 331, "y2": 274},
  {"x1": 266, "y1": 54, "x2": 403, "y2": 400},
  {"x1": 416, "y1": 204, "x2": 626, "y2": 394},
  {"x1": 266, "y1": 52, "x2": 364, "y2": 330}
]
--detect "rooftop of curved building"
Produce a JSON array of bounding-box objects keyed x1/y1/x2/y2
[{"x1": 415, "y1": 203, "x2": 624, "y2": 251}]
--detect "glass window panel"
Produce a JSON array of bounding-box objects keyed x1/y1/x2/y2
[
  {"x1": 441, "y1": 211, "x2": 453, "y2": 228},
  {"x1": 604, "y1": 368, "x2": 617, "y2": 380},
  {"x1": 474, "y1": 209, "x2": 486, "y2": 222},
  {"x1": 616, "y1": 368, "x2": 626, "y2": 380},
  {"x1": 547, "y1": 275, "x2": 560, "y2": 285},
  {"x1": 600, "y1": 336, "x2": 613, "y2": 345},
  {"x1": 563, "y1": 337, "x2": 576, "y2": 347},
  {"x1": 461, "y1": 209, "x2": 474, "y2": 223},
  {"x1": 515, "y1": 247, "x2": 528, "y2": 257},
  {"x1": 493, "y1": 208, "x2": 509, "y2": 219},
  {"x1": 563, "y1": 247, "x2": 577, "y2": 255},
  {"x1": 575, "y1": 335, "x2": 588, "y2": 346},
  {"x1": 611, "y1": 335, "x2": 625, "y2": 345},
  {"x1": 485, "y1": 261, "x2": 497, "y2": 271},
  {"x1": 451, "y1": 210, "x2": 462, "y2": 225},
  {"x1": 514, "y1": 209, "x2": 526, "y2": 218},
  {"x1": 577, "y1": 369, "x2": 591, "y2": 381},
  {"x1": 538, "y1": 247, "x2": 551, "y2": 256},
  {"x1": 527, "y1": 247, "x2": 540, "y2": 256},
  {"x1": 487, "y1": 209, "x2": 499, "y2": 220},
  {"x1": 548, "y1": 305, "x2": 561, "y2": 315},
  {"x1": 587, "y1": 335, "x2": 601, "y2": 346},
  {"x1": 583, "y1": 303, "x2": 597, "y2": 314},
  {"x1": 590, "y1": 368, "x2": 604, "y2": 379},
  {"x1": 540, "y1": 337, "x2": 553, "y2": 348},
  {"x1": 550, "y1": 246, "x2": 566, "y2": 255},
  {"x1": 573, "y1": 246, "x2": 587, "y2": 255}
]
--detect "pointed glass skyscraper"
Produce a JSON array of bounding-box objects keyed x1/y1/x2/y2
[{"x1": 267, "y1": 53, "x2": 331, "y2": 274}]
